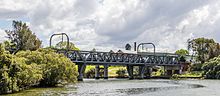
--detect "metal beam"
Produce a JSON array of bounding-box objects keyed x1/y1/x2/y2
[
  {"x1": 137, "y1": 43, "x2": 156, "y2": 55},
  {"x1": 49, "y1": 33, "x2": 70, "y2": 50}
]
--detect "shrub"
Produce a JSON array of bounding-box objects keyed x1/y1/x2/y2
[
  {"x1": 191, "y1": 63, "x2": 203, "y2": 71},
  {"x1": 0, "y1": 46, "x2": 78, "y2": 94},
  {"x1": 84, "y1": 67, "x2": 104, "y2": 78},
  {"x1": 171, "y1": 74, "x2": 180, "y2": 80},
  {"x1": 202, "y1": 56, "x2": 220, "y2": 79},
  {"x1": 15, "y1": 48, "x2": 78, "y2": 86},
  {"x1": 116, "y1": 68, "x2": 126, "y2": 77},
  {"x1": 0, "y1": 44, "x2": 42, "y2": 94},
  {"x1": 84, "y1": 68, "x2": 95, "y2": 78}
]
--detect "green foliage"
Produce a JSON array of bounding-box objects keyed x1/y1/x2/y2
[
  {"x1": 5, "y1": 21, "x2": 41, "y2": 53},
  {"x1": 175, "y1": 49, "x2": 189, "y2": 62},
  {"x1": 175, "y1": 49, "x2": 189, "y2": 56},
  {"x1": 55, "y1": 41, "x2": 79, "y2": 50},
  {"x1": 152, "y1": 68, "x2": 164, "y2": 76},
  {"x1": 175, "y1": 71, "x2": 203, "y2": 78},
  {"x1": 14, "y1": 58, "x2": 42, "y2": 89},
  {"x1": 84, "y1": 67, "x2": 104, "y2": 78},
  {"x1": 0, "y1": 46, "x2": 78, "y2": 94},
  {"x1": 15, "y1": 48, "x2": 78, "y2": 86},
  {"x1": 202, "y1": 56, "x2": 220, "y2": 79},
  {"x1": 84, "y1": 68, "x2": 95, "y2": 78},
  {"x1": 0, "y1": 43, "x2": 42, "y2": 94},
  {"x1": 171, "y1": 74, "x2": 181, "y2": 80},
  {"x1": 0, "y1": 43, "x2": 14, "y2": 94},
  {"x1": 191, "y1": 63, "x2": 203, "y2": 71},
  {"x1": 188, "y1": 38, "x2": 220, "y2": 63},
  {"x1": 116, "y1": 68, "x2": 126, "y2": 77}
]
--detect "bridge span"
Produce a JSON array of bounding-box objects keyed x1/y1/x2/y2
[
  {"x1": 57, "y1": 50, "x2": 183, "y2": 81},
  {"x1": 50, "y1": 33, "x2": 184, "y2": 81}
]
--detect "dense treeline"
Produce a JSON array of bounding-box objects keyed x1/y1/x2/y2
[
  {"x1": 202, "y1": 56, "x2": 220, "y2": 79},
  {"x1": 186, "y1": 38, "x2": 220, "y2": 79},
  {"x1": 0, "y1": 44, "x2": 78, "y2": 94},
  {"x1": 188, "y1": 38, "x2": 220, "y2": 63}
]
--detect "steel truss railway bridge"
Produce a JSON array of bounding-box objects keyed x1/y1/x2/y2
[{"x1": 51, "y1": 33, "x2": 184, "y2": 81}]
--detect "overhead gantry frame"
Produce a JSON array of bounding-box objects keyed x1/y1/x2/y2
[{"x1": 49, "y1": 33, "x2": 70, "y2": 50}]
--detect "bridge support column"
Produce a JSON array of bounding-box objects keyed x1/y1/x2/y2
[
  {"x1": 78, "y1": 64, "x2": 86, "y2": 81},
  {"x1": 139, "y1": 66, "x2": 146, "y2": 79},
  {"x1": 143, "y1": 67, "x2": 152, "y2": 78},
  {"x1": 174, "y1": 70, "x2": 180, "y2": 74},
  {"x1": 164, "y1": 65, "x2": 182, "y2": 77},
  {"x1": 166, "y1": 70, "x2": 173, "y2": 76},
  {"x1": 95, "y1": 65, "x2": 100, "y2": 79},
  {"x1": 127, "y1": 65, "x2": 134, "y2": 80},
  {"x1": 149, "y1": 67, "x2": 152, "y2": 77},
  {"x1": 104, "y1": 64, "x2": 108, "y2": 79}
]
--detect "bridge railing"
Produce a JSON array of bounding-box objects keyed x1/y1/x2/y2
[{"x1": 57, "y1": 50, "x2": 180, "y2": 65}]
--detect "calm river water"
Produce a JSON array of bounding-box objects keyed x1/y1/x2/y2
[{"x1": 6, "y1": 79, "x2": 220, "y2": 96}]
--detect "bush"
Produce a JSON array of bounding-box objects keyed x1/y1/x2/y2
[
  {"x1": 191, "y1": 63, "x2": 203, "y2": 71},
  {"x1": 84, "y1": 68, "x2": 95, "y2": 78},
  {"x1": 202, "y1": 56, "x2": 220, "y2": 79},
  {"x1": 0, "y1": 46, "x2": 78, "y2": 94},
  {"x1": 15, "y1": 48, "x2": 78, "y2": 86},
  {"x1": 116, "y1": 68, "x2": 126, "y2": 77},
  {"x1": 0, "y1": 44, "x2": 41, "y2": 94},
  {"x1": 84, "y1": 67, "x2": 104, "y2": 78},
  {"x1": 171, "y1": 74, "x2": 180, "y2": 80}
]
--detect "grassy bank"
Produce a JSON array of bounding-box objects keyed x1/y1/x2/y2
[
  {"x1": 171, "y1": 71, "x2": 203, "y2": 79},
  {"x1": 85, "y1": 65, "x2": 127, "y2": 77}
]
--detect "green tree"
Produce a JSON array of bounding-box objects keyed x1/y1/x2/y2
[
  {"x1": 116, "y1": 68, "x2": 126, "y2": 77},
  {"x1": 0, "y1": 43, "x2": 42, "y2": 94},
  {"x1": 175, "y1": 49, "x2": 189, "y2": 62},
  {"x1": 207, "y1": 43, "x2": 220, "y2": 59},
  {"x1": 55, "y1": 41, "x2": 79, "y2": 50},
  {"x1": 0, "y1": 43, "x2": 13, "y2": 94},
  {"x1": 15, "y1": 48, "x2": 78, "y2": 86},
  {"x1": 0, "y1": 46, "x2": 78, "y2": 94},
  {"x1": 175, "y1": 49, "x2": 189, "y2": 55},
  {"x1": 202, "y1": 55, "x2": 220, "y2": 79},
  {"x1": 188, "y1": 38, "x2": 216, "y2": 63},
  {"x1": 5, "y1": 21, "x2": 41, "y2": 53}
]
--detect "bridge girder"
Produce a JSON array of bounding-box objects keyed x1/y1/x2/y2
[{"x1": 57, "y1": 50, "x2": 180, "y2": 66}]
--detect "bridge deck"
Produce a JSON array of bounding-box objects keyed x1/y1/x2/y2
[{"x1": 57, "y1": 50, "x2": 180, "y2": 66}]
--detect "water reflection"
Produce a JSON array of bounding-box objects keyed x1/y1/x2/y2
[
  {"x1": 7, "y1": 79, "x2": 207, "y2": 96},
  {"x1": 116, "y1": 83, "x2": 204, "y2": 95}
]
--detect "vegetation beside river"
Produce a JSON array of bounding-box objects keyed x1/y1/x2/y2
[{"x1": 0, "y1": 45, "x2": 78, "y2": 94}]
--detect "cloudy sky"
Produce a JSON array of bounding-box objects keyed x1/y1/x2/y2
[{"x1": 0, "y1": 0, "x2": 220, "y2": 52}]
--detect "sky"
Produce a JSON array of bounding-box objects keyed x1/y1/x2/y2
[{"x1": 0, "y1": 0, "x2": 220, "y2": 52}]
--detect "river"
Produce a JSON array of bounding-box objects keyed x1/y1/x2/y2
[{"x1": 6, "y1": 79, "x2": 220, "y2": 96}]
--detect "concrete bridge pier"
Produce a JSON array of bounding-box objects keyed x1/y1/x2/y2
[
  {"x1": 148, "y1": 67, "x2": 153, "y2": 78},
  {"x1": 78, "y1": 63, "x2": 86, "y2": 81},
  {"x1": 127, "y1": 65, "x2": 134, "y2": 79},
  {"x1": 174, "y1": 70, "x2": 181, "y2": 74},
  {"x1": 95, "y1": 65, "x2": 100, "y2": 79},
  {"x1": 139, "y1": 65, "x2": 146, "y2": 79},
  {"x1": 164, "y1": 65, "x2": 182, "y2": 77},
  {"x1": 166, "y1": 70, "x2": 173, "y2": 76},
  {"x1": 104, "y1": 64, "x2": 109, "y2": 79}
]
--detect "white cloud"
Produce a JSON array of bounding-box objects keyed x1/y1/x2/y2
[
  {"x1": 0, "y1": 29, "x2": 7, "y2": 43},
  {"x1": 1, "y1": 0, "x2": 220, "y2": 52},
  {"x1": 0, "y1": 0, "x2": 39, "y2": 20}
]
